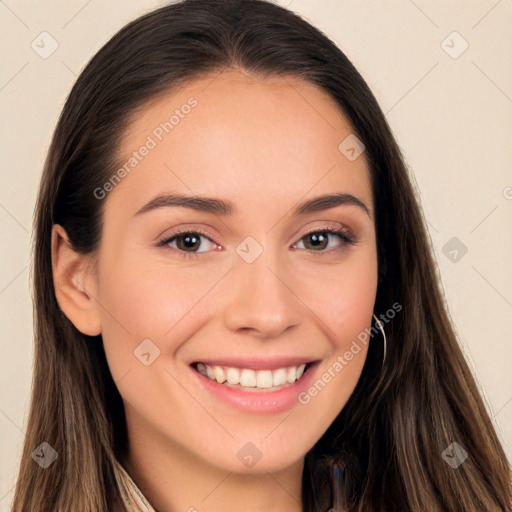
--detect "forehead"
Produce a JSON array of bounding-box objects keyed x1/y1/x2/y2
[{"x1": 110, "y1": 69, "x2": 372, "y2": 216}]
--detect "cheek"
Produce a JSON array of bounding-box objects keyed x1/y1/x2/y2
[
  {"x1": 95, "y1": 255, "x2": 204, "y2": 374},
  {"x1": 302, "y1": 248, "x2": 378, "y2": 348},
  {"x1": 94, "y1": 248, "x2": 233, "y2": 384},
  {"x1": 295, "y1": 257, "x2": 377, "y2": 430}
]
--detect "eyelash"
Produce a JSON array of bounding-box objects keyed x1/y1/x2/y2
[{"x1": 156, "y1": 226, "x2": 356, "y2": 259}]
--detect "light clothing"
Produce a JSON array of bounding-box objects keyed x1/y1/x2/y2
[{"x1": 112, "y1": 458, "x2": 158, "y2": 512}]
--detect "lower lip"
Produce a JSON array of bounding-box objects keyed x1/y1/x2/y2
[{"x1": 191, "y1": 363, "x2": 318, "y2": 414}]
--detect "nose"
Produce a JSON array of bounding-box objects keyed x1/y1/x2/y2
[{"x1": 222, "y1": 250, "x2": 303, "y2": 339}]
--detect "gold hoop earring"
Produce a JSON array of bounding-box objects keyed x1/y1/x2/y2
[{"x1": 373, "y1": 314, "x2": 387, "y2": 366}]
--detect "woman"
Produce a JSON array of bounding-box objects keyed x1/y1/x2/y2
[{"x1": 12, "y1": 0, "x2": 511, "y2": 510}]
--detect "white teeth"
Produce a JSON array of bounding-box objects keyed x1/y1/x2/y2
[
  {"x1": 287, "y1": 366, "x2": 297, "y2": 384},
  {"x1": 256, "y1": 370, "x2": 273, "y2": 389},
  {"x1": 273, "y1": 368, "x2": 288, "y2": 387},
  {"x1": 240, "y1": 369, "x2": 256, "y2": 387},
  {"x1": 226, "y1": 367, "x2": 240, "y2": 385},
  {"x1": 196, "y1": 363, "x2": 309, "y2": 389},
  {"x1": 214, "y1": 366, "x2": 226, "y2": 384}
]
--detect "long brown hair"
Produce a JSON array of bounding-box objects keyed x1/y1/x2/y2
[{"x1": 13, "y1": 0, "x2": 511, "y2": 510}]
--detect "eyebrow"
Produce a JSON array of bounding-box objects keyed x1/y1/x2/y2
[{"x1": 134, "y1": 192, "x2": 371, "y2": 218}]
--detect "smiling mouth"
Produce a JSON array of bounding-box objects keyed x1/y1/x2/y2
[{"x1": 192, "y1": 362, "x2": 313, "y2": 391}]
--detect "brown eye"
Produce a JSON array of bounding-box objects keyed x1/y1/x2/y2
[
  {"x1": 175, "y1": 233, "x2": 202, "y2": 252},
  {"x1": 303, "y1": 232, "x2": 330, "y2": 251},
  {"x1": 294, "y1": 229, "x2": 355, "y2": 253},
  {"x1": 159, "y1": 231, "x2": 218, "y2": 256}
]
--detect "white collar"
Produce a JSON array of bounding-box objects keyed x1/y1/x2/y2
[{"x1": 112, "y1": 458, "x2": 158, "y2": 511}]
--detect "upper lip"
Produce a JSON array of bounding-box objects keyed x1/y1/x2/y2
[{"x1": 191, "y1": 357, "x2": 318, "y2": 370}]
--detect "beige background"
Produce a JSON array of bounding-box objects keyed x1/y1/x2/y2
[{"x1": 1, "y1": 0, "x2": 511, "y2": 508}]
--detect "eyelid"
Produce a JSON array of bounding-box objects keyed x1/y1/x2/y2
[
  {"x1": 156, "y1": 228, "x2": 220, "y2": 251},
  {"x1": 299, "y1": 222, "x2": 353, "y2": 240},
  {"x1": 291, "y1": 224, "x2": 356, "y2": 255},
  {"x1": 156, "y1": 222, "x2": 356, "y2": 256}
]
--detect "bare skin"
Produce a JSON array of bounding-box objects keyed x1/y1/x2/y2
[{"x1": 52, "y1": 68, "x2": 378, "y2": 512}]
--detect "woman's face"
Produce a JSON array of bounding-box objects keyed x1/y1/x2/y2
[{"x1": 89, "y1": 70, "x2": 377, "y2": 474}]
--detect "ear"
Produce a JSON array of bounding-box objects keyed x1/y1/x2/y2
[{"x1": 51, "y1": 224, "x2": 102, "y2": 336}]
